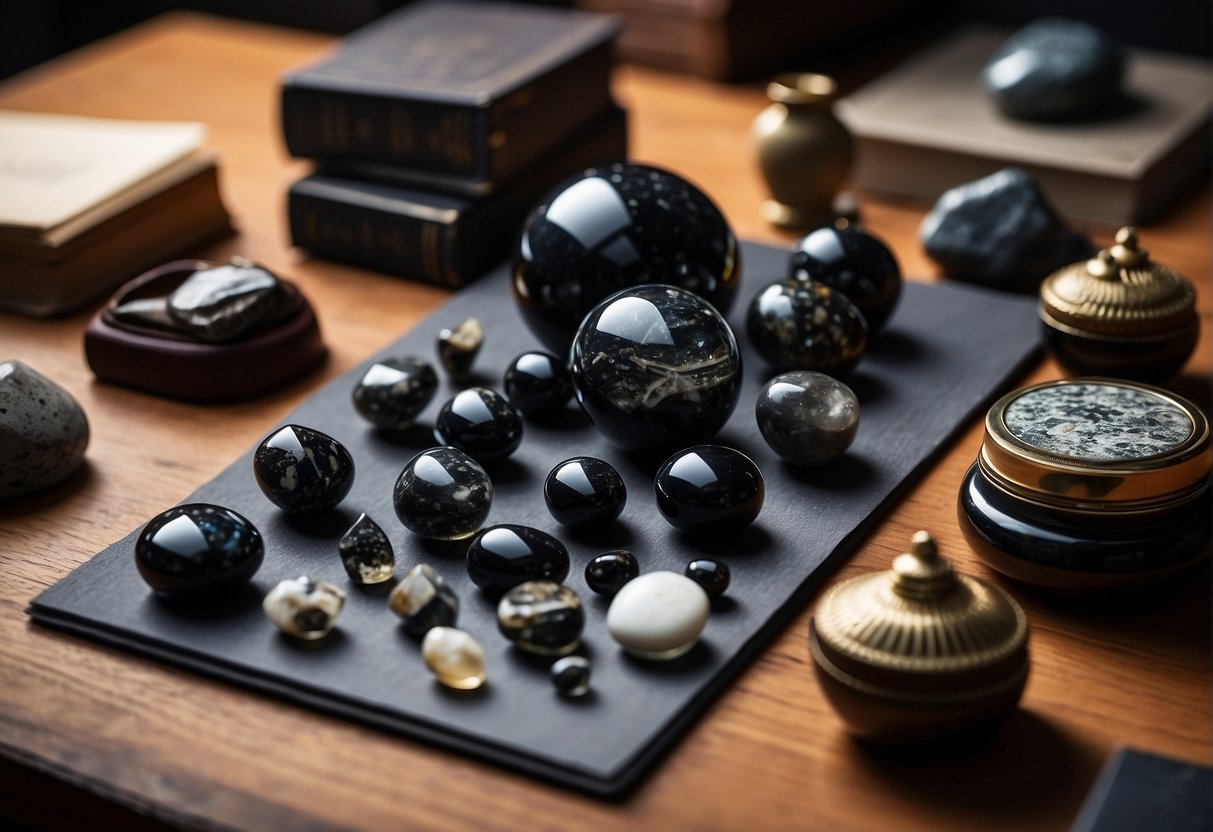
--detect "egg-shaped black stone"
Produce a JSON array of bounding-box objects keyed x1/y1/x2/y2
[
  {"x1": 513, "y1": 162, "x2": 741, "y2": 353},
  {"x1": 503, "y1": 351, "x2": 573, "y2": 418},
  {"x1": 584, "y1": 549, "x2": 640, "y2": 596},
  {"x1": 655, "y1": 445, "x2": 765, "y2": 534},
  {"x1": 466, "y1": 524, "x2": 570, "y2": 594},
  {"x1": 433, "y1": 387, "x2": 523, "y2": 462},
  {"x1": 789, "y1": 224, "x2": 902, "y2": 331},
  {"x1": 135, "y1": 503, "x2": 264, "y2": 595},
  {"x1": 393, "y1": 446, "x2": 492, "y2": 540},
  {"x1": 571, "y1": 284, "x2": 742, "y2": 453},
  {"x1": 685, "y1": 558, "x2": 731, "y2": 599},
  {"x1": 351, "y1": 355, "x2": 438, "y2": 430},
  {"x1": 252, "y1": 424, "x2": 355, "y2": 514},
  {"x1": 544, "y1": 456, "x2": 627, "y2": 529},
  {"x1": 746, "y1": 280, "x2": 868, "y2": 375}
]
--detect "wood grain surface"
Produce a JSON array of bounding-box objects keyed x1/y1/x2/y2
[{"x1": 0, "y1": 13, "x2": 1208, "y2": 831}]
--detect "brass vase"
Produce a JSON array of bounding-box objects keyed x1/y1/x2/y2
[{"x1": 752, "y1": 73, "x2": 854, "y2": 230}]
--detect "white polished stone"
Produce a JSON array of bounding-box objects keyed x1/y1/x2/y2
[{"x1": 606, "y1": 571, "x2": 710, "y2": 660}]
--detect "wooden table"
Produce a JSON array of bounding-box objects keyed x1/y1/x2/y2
[{"x1": 1, "y1": 13, "x2": 1209, "y2": 831}]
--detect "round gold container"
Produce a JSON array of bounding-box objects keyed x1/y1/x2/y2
[
  {"x1": 808, "y1": 531, "x2": 1029, "y2": 745},
  {"x1": 1039, "y1": 227, "x2": 1199, "y2": 382}
]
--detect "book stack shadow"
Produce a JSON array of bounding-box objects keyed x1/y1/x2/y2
[{"x1": 282, "y1": 0, "x2": 627, "y2": 289}]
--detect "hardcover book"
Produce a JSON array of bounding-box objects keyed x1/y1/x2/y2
[{"x1": 280, "y1": 0, "x2": 620, "y2": 185}]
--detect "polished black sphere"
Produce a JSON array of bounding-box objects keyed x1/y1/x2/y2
[
  {"x1": 789, "y1": 224, "x2": 902, "y2": 331},
  {"x1": 544, "y1": 456, "x2": 627, "y2": 528},
  {"x1": 655, "y1": 445, "x2": 764, "y2": 534},
  {"x1": 685, "y1": 558, "x2": 731, "y2": 599},
  {"x1": 433, "y1": 387, "x2": 523, "y2": 462},
  {"x1": 135, "y1": 503, "x2": 264, "y2": 595},
  {"x1": 584, "y1": 549, "x2": 640, "y2": 596},
  {"x1": 252, "y1": 424, "x2": 355, "y2": 514},
  {"x1": 513, "y1": 162, "x2": 741, "y2": 352},
  {"x1": 503, "y1": 351, "x2": 573, "y2": 418},
  {"x1": 393, "y1": 447, "x2": 492, "y2": 540},
  {"x1": 466, "y1": 524, "x2": 570, "y2": 594},
  {"x1": 571, "y1": 284, "x2": 742, "y2": 453},
  {"x1": 351, "y1": 355, "x2": 438, "y2": 430},
  {"x1": 746, "y1": 280, "x2": 868, "y2": 375}
]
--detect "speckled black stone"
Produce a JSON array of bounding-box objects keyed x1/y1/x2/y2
[
  {"x1": 503, "y1": 351, "x2": 573, "y2": 418},
  {"x1": 685, "y1": 559, "x2": 730, "y2": 599},
  {"x1": 789, "y1": 224, "x2": 902, "y2": 331},
  {"x1": 390, "y1": 564, "x2": 459, "y2": 636},
  {"x1": 983, "y1": 18, "x2": 1126, "y2": 121},
  {"x1": 513, "y1": 162, "x2": 741, "y2": 352},
  {"x1": 655, "y1": 445, "x2": 764, "y2": 534},
  {"x1": 435, "y1": 318, "x2": 483, "y2": 381},
  {"x1": 755, "y1": 371, "x2": 860, "y2": 466},
  {"x1": 544, "y1": 456, "x2": 627, "y2": 529},
  {"x1": 571, "y1": 284, "x2": 742, "y2": 453},
  {"x1": 162, "y1": 261, "x2": 300, "y2": 343},
  {"x1": 393, "y1": 447, "x2": 492, "y2": 540},
  {"x1": 0, "y1": 360, "x2": 89, "y2": 500},
  {"x1": 337, "y1": 513, "x2": 395, "y2": 584},
  {"x1": 134, "y1": 503, "x2": 264, "y2": 595},
  {"x1": 252, "y1": 424, "x2": 355, "y2": 514},
  {"x1": 919, "y1": 168, "x2": 1095, "y2": 292},
  {"x1": 496, "y1": 581, "x2": 585, "y2": 656},
  {"x1": 584, "y1": 550, "x2": 639, "y2": 596},
  {"x1": 466, "y1": 524, "x2": 570, "y2": 594},
  {"x1": 433, "y1": 387, "x2": 523, "y2": 463},
  {"x1": 550, "y1": 655, "x2": 592, "y2": 697},
  {"x1": 746, "y1": 280, "x2": 867, "y2": 375},
  {"x1": 351, "y1": 355, "x2": 438, "y2": 431}
]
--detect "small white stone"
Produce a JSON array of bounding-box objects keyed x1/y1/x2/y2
[
  {"x1": 422, "y1": 626, "x2": 486, "y2": 690},
  {"x1": 263, "y1": 576, "x2": 345, "y2": 640},
  {"x1": 606, "y1": 571, "x2": 710, "y2": 660}
]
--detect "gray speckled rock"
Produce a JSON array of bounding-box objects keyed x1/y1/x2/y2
[
  {"x1": 919, "y1": 168, "x2": 1094, "y2": 292},
  {"x1": 0, "y1": 361, "x2": 89, "y2": 499},
  {"x1": 983, "y1": 18, "x2": 1126, "y2": 121}
]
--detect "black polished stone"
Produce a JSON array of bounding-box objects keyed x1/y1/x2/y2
[
  {"x1": 746, "y1": 279, "x2": 867, "y2": 375},
  {"x1": 755, "y1": 370, "x2": 860, "y2": 466},
  {"x1": 466, "y1": 524, "x2": 570, "y2": 594},
  {"x1": 570, "y1": 284, "x2": 742, "y2": 453},
  {"x1": 789, "y1": 224, "x2": 902, "y2": 331},
  {"x1": 655, "y1": 445, "x2": 765, "y2": 534},
  {"x1": 433, "y1": 387, "x2": 523, "y2": 463},
  {"x1": 435, "y1": 317, "x2": 483, "y2": 381},
  {"x1": 135, "y1": 503, "x2": 264, "y2": 595},
  {"x1": 544, "y1": 456, "x2": 627, "y2": 529},
  {"x1": 496, "y1": 581, "x2": 585, "y2": 656},
  {"x1": 337, "y1": 513, "x2": 395, "y2": 584},
  {"x1": 513, "y1": 162, "x2": 742, "y2": 353},
  {"x1": 351, "y1": 355, "x2": 438, "y2": 431},
  {"x1": 393, "y1": 447, "x2": 492, "y2": 540},
  {"x1": 685, "y1": 558, "x2": 731, "y2": 599},
  {"x1": 584, "y1": 549, "x2": 640, "y2": 596},
  {"x1": 550, "y1": 655, "x2": 592, "y2": 697},
  {"x1": 165, "y1": 261, "x2": 300, "y2": 343},
  {"x1": 503, "y1": 351, "x2": 573, "y2": 418},
  {"x1": 983, "y1": 18, "x2": 1126, "y2": 121},
  {"x1": 252, "y1": 424, "x2": 355, "y2": 514}
]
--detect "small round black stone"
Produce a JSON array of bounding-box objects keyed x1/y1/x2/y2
[
  {"x1": 746, "y1": 279, "x2": 868, "y2": 375},
  {"x1": 584, "y1": 549, "x2": 639, "y2": 596},
  {"x1": 654, "y1": 445, "x2": 765, "y2": 534},
  {"x1": 433, "y1": 387, "x2": 523, "y2": 462},
  {"x1": 497, "y1": 581, "x2": 584, "y2": 656},
  {"x1": 393, "y1": 447, "x2": 492, "y2": 541},
  {"x1": 351, "y1": 355, "x2": 438, "y2": 430},
  {"x1": 550, "y1": 655, "x2": 592, "y2": 697},
  {"x1": 789, "y1": 224, "x2": 901, "y2": 332},
  {"x1": 252, "y1": 424, "x2": 355, "y2": 514},
  {"x1": 685, "y1": 558, "x2": 731, "y2": 599},
  {"x1": 503, "y1": 351, "x2": 573, "y2": 418},
  {"x1": 466, "y1": 524, "x2": 570, "y2": 594},
  {"x1": 135, "y1": 503, "x2": 264, "y2": 596},
  {"x1": 544, "y1": 456, "x2": 627, "y2": 529}
]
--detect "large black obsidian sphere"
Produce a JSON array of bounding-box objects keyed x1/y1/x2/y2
[
  {"x1": 789, "y1": 224, "x2": 902, "y2": 331},
  {"x1": 512, "y1": 163, "x2": 741, "y2": 353},
  {"x1": 135, "y1": 503, "x2": 264, "y2": 595}
]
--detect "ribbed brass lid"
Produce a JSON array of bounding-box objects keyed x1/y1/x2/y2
[{"x1": 1039, "y1": 227, "x2": 1197, "y2": 338}]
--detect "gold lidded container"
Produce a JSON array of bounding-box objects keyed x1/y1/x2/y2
[
  {"x1": 809, "y1": 531, "x2": 1029, "y2": 745},
  {"x1": 1039, "y1": 226, "x2": 1199, "y2": 382}
]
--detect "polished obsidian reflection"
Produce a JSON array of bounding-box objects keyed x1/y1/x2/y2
[
  {"x1": 433, "y1": 387, "x2": 523, "y2": 462},
  {"x1": 685, "y1": 558, "x2": 731, "y2": 599},
  {"x1": 503, "y1": 351, "x2": 573, "y2": 418},
  {"x1": 513, "y1": 162, "x2": 741, "y2": 352},
  {"x1": 252, "y1": 424, "x2": 355, "y2": 514},
  {"x1": 496, "y1": 581, "x2": 585, "y2": 656},
  {"x1": 351, "y1": 355, "x2": 438, "y2": 430},
  {"x1": 393, "y1": 447, "x2": 492, "y2": 540},
  {"x1": 756, "y1": 371, "x2": 860, "y2": 466},
  {"x1": 135, "y1": 503, "x2": 264, "y2": 595},
  {"x1": 544, "y1": 456, "x2": 627, "y2": 528},
  {"x1": 337, "y1": 513, "x2": 395, "y2": 584},
  {"x1": 584, "y1": 549, "x2": 639, "y2": 596},
  {"x1": 747, "y1": 280, "x2": 867, "y2": 375},
  {"x1": 789, "y1": 224, "x2": 902, "y2": 331},
  {"x1": 466, "y1": 524, "x2": 570, "y2": 594},
  {"x1": 571, "y1": 285, "x2": 742, "y2": 453},
  {"x1": 655, "y1": 445, "x2": 765, "y2": 534}
]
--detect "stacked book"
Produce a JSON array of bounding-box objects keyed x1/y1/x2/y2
[{"x1": 282, "y1": 0, "x2": 628, "y2": 289}]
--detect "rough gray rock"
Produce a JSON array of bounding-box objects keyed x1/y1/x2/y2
[{"x1": 0, "y1": 361, "x2": 89, "y2": 499}]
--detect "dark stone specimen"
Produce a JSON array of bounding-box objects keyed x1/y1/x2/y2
[
  {"x1": 584, "y1": 550, "x2": 640, "y2": 596},
  {"x1": 389, "y1": 564, "x2": 460, "y2": 636},
  {"x1": 746, "y1": 279, "x2": 867, "y2": 375},
  {"x1": 685, "y1": 558, "x2": 731, "y2": 599},
  {"x1": 789, "y1": 224, "x2": 902, "y2": 331},
  {"x1": 513, "y1": 162, "x2": 742, "y2": 352},
  {"x1": 337, "y1": 513, "x2": 395, "y2": 584},
  {"x1": 164, "y1": 261, "x2": 300, "y2": 343},
  {"x1": 351, "y1": 355, "x2": 438, "y2": 430},
  {"x1": 135, "y1": 503, "x2": 264, "y2": 595},
  {"x1": 919, "y1": 168, "x2": 1095, "y2": 292},
  {"x1": 393, "y1": 447, "x2": 492, "y2": 541},
  {"x1": 983, "y1": 18, "x2": 1127, "y2": 121},
  {"x1": 436, "y1": 317, "x2": 483, "y2": 380},
  {"x1": 550, "y1": 655, "x2": 591, "y2": 697},
  {"x1": 655, "y1": 445, "x2": 765, "y2": 534},
  {"x1": 466, "y1": 524, "x2": 570, "y2": 594},
  {"x1": 496, "y1": 581, "x2": 585, "y2": 656},
  {"x1": 544, "y1": 456, "x2": 627, "y2": 529},
  {"x1": 433, "y1": 387, "x2": 523, "y2": 462},
  {"x1": 503, "y1": 351, "x2": 573, "y2": 418},
  {"x1": 570, "y1": 284, "x2": 742, "y2": 453},
  {"x1": 252, "y1": 424, "x2": 355, "y2": 514},
  {"x1": 0, "y1": 360, "x2": 89, "y2": 500},
  {"x1": 755, "y1": 370, "x2": 860, "y2": 466}
]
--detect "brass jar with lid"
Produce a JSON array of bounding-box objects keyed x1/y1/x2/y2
[
  {"x1": 808, "y1": 531, "x2": 1029, "y2": 745},
  {"x1": 1039, "y1": 227, "x2": 1199, "y2": 382}
]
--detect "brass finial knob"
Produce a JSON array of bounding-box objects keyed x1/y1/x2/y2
[
  {"x1": 1110, "y1": 226, "x2": 1147, "y2": 267},
  {"x1": 1085, "y1": 248, "x2": 1121, "y2": 281},
  {"x1": 892, "y1": 530, "x2": 956, "y2": 600}
]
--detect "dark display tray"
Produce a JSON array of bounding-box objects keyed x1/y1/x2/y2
[{"x1": 28, "y1": 242, "x2": 1040, "y2": 796}]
